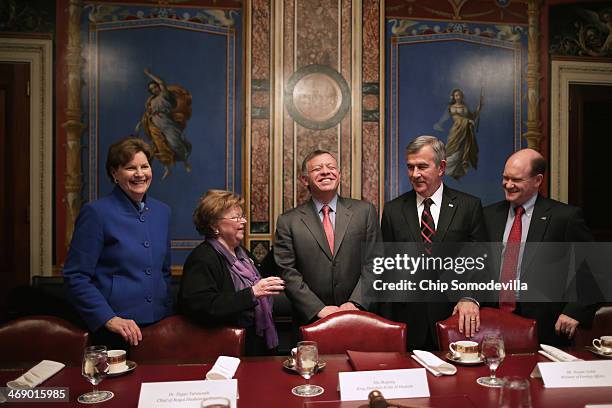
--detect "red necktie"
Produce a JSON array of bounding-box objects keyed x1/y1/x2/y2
[
  {"x1": 499, "y1": 205, "x2": 525, "y2": 312},
  {"x1": 420, "y1": 198, "x2": 436, "y2": 254},
  {"x1": 322, "y1": 205, "x2": 334, "y2": 255}
]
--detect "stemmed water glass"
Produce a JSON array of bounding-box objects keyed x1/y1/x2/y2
[
  {"x1": 477, "y1": 334, "x2": 506, "y2": 387},
  {"x1": 291, "y1": 341, "x2": 324, "y2": 397},
  {"x1": 78, "y1": 345, "x2": 114, "y2": 404}
]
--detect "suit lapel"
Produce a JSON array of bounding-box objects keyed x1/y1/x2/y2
[
  {"x1": 489, "y1": 201, "x2": 510, "y2": 277},
  {"x1": 334, "y1": 197, "x2": 353, "y2": 257},
  {"x1": 400, "y1": 191, "x2": 421, "y2": 241},
  {"x1": 490, "y1": 201, "x2": 510, "y2": 241},
  {"x1": 299, "y1": 200, "x2": 333, "y2": 260},
  {"x1": 522, "y1": 195, "x2": 550, "y2": 274},
  {"x1": 435, "y1": 186, "x2": 458, "y2": 242}
]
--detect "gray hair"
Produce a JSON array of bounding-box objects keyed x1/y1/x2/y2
[
  {"x1": 406, "y1": 135, "x2": 446, "y2": 166},
  {"x1": 300, "y1": 149, "x2": 337, "y2": 177}
]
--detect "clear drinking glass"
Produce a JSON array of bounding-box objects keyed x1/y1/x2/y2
[
  {"x1": 499, "y1": 376, "x2": 532, "y2": 408},
  {"x1": 291, "y1": 341, "x2": 324, "y2": 397},
  {"x1": 77, "y1": 345, "x2": 114, "y2": 403},
  {"x1": 477, "y1": 334, "x2": 506, "y2": 387}
]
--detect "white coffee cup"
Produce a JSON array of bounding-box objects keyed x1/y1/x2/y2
[
  {"x1": 449, "y1": 340, "x2": 480, "y2": 361},
  {"x1": 107, "y1": 349, "x2": 128, "y2": 374},
  {"x1": 592, "y1": 336, "x2": 612, "y2": 354}
]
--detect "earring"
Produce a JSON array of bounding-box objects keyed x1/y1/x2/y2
[
  {"x1": 113, "y1": 178, "x2": 119, "y2": 184},
  {"x1": 213, "y1": 229, "x2": 220, "y2": 236}
]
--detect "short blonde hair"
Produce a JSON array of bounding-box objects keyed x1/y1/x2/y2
[{"x1": 193, "y1": 190, "x2": 244, "y2": 237}]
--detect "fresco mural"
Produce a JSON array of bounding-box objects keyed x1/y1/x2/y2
[
  {"x1": 434, "y1": 87, "x2": 483, "y2": 180},
  {"x1": 550, "y1": 4, "x2": 612, "y2": 58},
  {"x1": 135, "y1": 69, "x2": 193, "y2": 180},
  {"x1": 387, "y1": 19, "x2": 527, "y2": 205},
  {"x1": 82, "y1": 3, "x2": 242, "y2": 266}
]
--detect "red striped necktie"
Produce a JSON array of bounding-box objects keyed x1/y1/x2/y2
[
  {"x1": 420, "y1": 198, "x2": 436, "y2": 254},
  {"x1": 499, "y1": 205, "x2": 525, "y2": 312}
]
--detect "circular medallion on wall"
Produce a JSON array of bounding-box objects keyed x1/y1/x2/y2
[{"x1": 284, "y1": 64, "x2": 351, "y2": 130}]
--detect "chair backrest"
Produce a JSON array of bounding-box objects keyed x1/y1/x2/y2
[
  {"x1": 130, "y1": 315, "x2": 245, "y2": 364},
  {"x1": 574, "y1": 305, "x2": 612, "y2": 347},
  {"x1": 436, "y1": 307, "x2": 538, "y2": 353},
  {"x1": 300, "y1": 311, "x2": 407, "y2": 354},
  {"x1": 0, "y1": 315, "x2": 89, "y2": 366}
]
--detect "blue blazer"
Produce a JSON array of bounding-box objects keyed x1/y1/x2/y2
[{"x1": 63, "y1": 187, "x2": 173, "y2": 331}]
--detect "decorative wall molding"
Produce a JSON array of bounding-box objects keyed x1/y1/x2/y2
[
  {"x1": 550, "y1": 59, "x2": 612, "y2": 203},
  {"x1": 62, "y1": 0, "x2": 85, "y2": 253},
  {"x1": 523, "y1": 0, "x2": 541, "y2": 150},
  {"x1": 0, "y1": 37, "x2": 53, "y2": 276}
]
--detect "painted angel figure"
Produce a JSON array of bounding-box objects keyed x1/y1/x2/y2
[
  {"x1": 135, "y1": 69, "x2": 193, "y2": 180},
  {"x1": 433, "y1": 88, "x2": 483, "y2": 180}
]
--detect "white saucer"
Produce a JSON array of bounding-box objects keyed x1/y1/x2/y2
[
  {"x1": 444, "y1": 352, "x2": 484, "y2": 365},
  {"x1": 107, "y1": 360, "x2": 137, "y2": 377},
  {"x1": 585, "y1": 346, "x2": 612, "y2": 359}
]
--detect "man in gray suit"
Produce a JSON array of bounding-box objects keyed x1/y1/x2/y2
[{"x1": 274, "y1": 150, "x2": 382, "y2": 325}]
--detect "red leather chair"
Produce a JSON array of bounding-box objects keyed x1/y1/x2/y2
[
  {"x1": 573, "y1": 305, "x2": 612, "y2": 348},
  {"x1": 130, "y1": 315, "x2": 245, "y2": 364},
  {"x1": 0, "y1": 315, "x2": 89, "y2": 367},
  {"x1": 300, "y1": 311, "x2": 407, "y2": 354},
  {"x1": 436, "y1": 307, "x2": 538, "y2": 353}
]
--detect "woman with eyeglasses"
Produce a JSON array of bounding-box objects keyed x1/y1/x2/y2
[{"x1": 178, "y1": 189, "x2": 284, "y2": 355}]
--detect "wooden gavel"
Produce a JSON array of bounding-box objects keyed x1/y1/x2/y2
[{"x1": 357, "y1": 390, "x2": 424, "y2": 408}]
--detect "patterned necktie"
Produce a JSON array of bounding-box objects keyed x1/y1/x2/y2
[
  {"x1": 322, "y1": 205, "x2": 334, "y2": 255},
  {"x1": 499, "y1": 205, "x2": 525, "y2": 312},
  {"x1": 420, "y1": 198, "x2": 436, "y2": 254}
]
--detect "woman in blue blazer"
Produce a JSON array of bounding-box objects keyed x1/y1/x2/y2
[{"x1": 63, "y1": 137, "x2": 172, "y2": 349}]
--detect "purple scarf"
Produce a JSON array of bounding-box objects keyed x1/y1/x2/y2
[{"x1": 207, "y1": 238, "x2": 278, "y2": 349}]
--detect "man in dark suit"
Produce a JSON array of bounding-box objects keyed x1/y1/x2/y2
[
  {"x1": 274, "y1": 150, "x2": 382, "y2": 325},
  {"x1": 484, "y1": 148, "x2": 597, "y2": 346},
  {"x1": 382, "y1": 136, "x2": 487, "y2": 350}
]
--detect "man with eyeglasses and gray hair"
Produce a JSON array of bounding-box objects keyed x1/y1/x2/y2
[{"x1": 274, "y1": 149, "x2": 382, "y2": 327}]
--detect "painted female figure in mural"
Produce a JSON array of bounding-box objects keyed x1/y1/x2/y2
[
  {"x1": 136, "y1": 69, "x2": 193, "y2": 180},
  {"x1": 435, "y1": 88, "x2": 483, "y2": 180}
]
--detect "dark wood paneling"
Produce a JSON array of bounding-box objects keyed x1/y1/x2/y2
[
  {"x1": 0, "y1": 62, "x2": 30, "y2": 320},
  {"x1": 568, "y1": 83, "x2": 612, "y2": 241}
]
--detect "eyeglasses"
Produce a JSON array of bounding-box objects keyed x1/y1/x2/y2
[{"x1": 219, "y1": 214, "x2": 247, "y2": 222}]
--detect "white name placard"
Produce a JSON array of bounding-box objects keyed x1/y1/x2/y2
[
  {"x1": 339, "y1": 369, "x2": 430, "y2": 401},
  {"x1": 538, "y1": 361, "x2": 612, "y2": 388},
  {"x1": 138, "y1": 380, "x2": 237, "y2": 408}
]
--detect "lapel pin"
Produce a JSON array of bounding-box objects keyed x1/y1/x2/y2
[{"x1": 448, "y1": 203, "x2": 454, "y2": 207}]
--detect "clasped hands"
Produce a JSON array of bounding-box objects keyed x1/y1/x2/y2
[{"x1": 317, "y1": 302, "x2": 359, "y2": 319}]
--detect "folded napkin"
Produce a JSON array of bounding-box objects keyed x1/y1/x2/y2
[
  {"x1": 206, "y1": 356, "x2": 241, "y2": 380},
  {"x1": 412, "y1": 350, "x2": 457, "y2": 376},
  {"x1": 6, "y1": 360, "x2": 65, "y2": 389},
  {"x1": 539, "y1": 344, "x2": 582, "y2": 362}
]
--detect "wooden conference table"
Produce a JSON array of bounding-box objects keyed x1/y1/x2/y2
[{"x1": 1, "y1": 351, "x2": 610, "y2": 407}]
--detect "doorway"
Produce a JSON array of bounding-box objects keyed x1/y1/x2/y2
[
  {"x1": 568, "y1": 84, "x2": 612, "y2": 241},
  {"x1": 0, "y1": 62, "x2": 31, "y2": 320}
]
